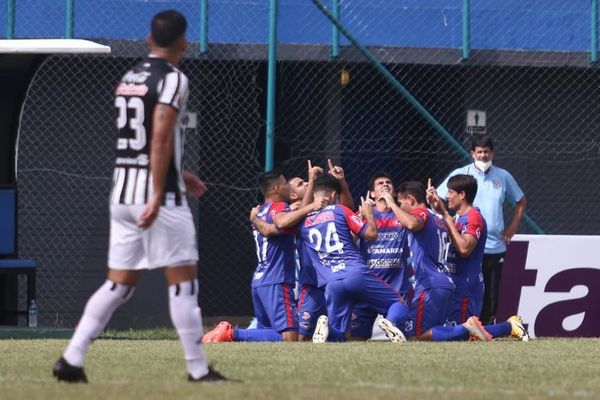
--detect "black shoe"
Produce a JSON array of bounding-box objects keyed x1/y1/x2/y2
[
  {"x1": 53, "y1": 357, "x2": 88, "y2": 383},
  {"x1": 188, "y1": 366, "x2": 228, "y2": 382}
]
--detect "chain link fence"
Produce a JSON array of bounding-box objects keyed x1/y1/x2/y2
[
  {"x1": 8, "y1": 1, "x2": 600, "y2": 326},
  {"x1": 15, "y1": 2, "x2": 267, "y2": 327}
]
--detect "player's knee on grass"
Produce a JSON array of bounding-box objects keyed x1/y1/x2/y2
[{"x1": 281, "y1": 330, "x2": 299, "y2": 342}]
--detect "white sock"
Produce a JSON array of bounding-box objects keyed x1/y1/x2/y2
[
  {"x1": 169, "y1": 279, "x2": 209, "y2": 379},
  {"x1": 63, "y1": 280, "x2": 134, "y2": 367}
]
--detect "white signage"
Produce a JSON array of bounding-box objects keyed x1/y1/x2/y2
[{"x1": 466, "y1": 110, "x2": 486, "y2": 134}]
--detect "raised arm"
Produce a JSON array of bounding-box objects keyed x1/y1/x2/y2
[
  {"x1": 357, "y1": 196, "x2": 377, "y2": 240},
  {"x1": 328, "y1": 159, "x2": 354, "y2": 209},
  {"x1": 380, "y1": 192, "x2": 424, "y2": 232},
  {"x1": 427, "y1": 186, "x2": 477, "y2": 257},
  {"x1": 300, "y1": 160, "x2": 323, "y2": 207}
]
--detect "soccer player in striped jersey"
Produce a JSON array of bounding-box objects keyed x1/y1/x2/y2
[
  {"x1": 349, "y1": 172, "x2": 411, "y2": 340},
  {"x1": 53, "y1": 10, "x2": 227, "y2": 383},
  {"x1": 202, "y1": 170, "x2": 327, "y2": 342}
]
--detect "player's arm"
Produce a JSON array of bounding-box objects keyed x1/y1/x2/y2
[
  {"x1": 357, "y1": 196, "x2": 377, "y2": 240},
  {"x1": 273, "y1": 198, "x2": 328, "y2": 230},
  {"x1": 427, "y1": 183, "x2": 477, "y2": 256},
  {"x1": 380, "y1": 192, "x2": 424, "y2": 232},
  {"x1": 182, "y1": 170, "x2": 208, "y2": 197},
  {"x1": 249, "y1": 206, "x2": 279, "y2": 237},
  {"x1": 300, "y1": 160, "x2": 322, "y2": 207},
  {"x1": 139, "y1": 103, "x2": 177, "y2": 229},
  {"x1": 328, "y1": 159, "x2": 354, "y2": 209},
  {"x1": 443, "y1": 213, "x2": 478, "y2": 257}
]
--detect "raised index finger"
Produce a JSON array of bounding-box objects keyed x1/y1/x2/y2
[
  {"x1": 327, "y1": 158, "x2": 335, "y2": 171},
  {"x1": 427, "y1": 178, "x2": 432, "y2": 189}
]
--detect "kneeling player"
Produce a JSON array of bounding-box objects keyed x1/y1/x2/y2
[{"x1": 299, "y1": 174, "x2": 409, "y2": 343}]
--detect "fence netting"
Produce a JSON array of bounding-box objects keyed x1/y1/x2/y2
[{"x1": 11, "y1": 1, "x2": 600, "y2": 326}]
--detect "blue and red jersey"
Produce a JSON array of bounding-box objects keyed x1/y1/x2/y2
[
  {"x1": 299, "y1": 204, "x2": 370, "y2": 287},
  {"x1": 251, "y1": 201, "x2": 296, "y2": 288},
  {"x1": 407, "y1": 207, "x2": 454, "y2": 291},
  {"x1": 359, "y1": 209, "x2": 411, "y2": 295},
  {"x1": 296, "y1": 238, "x2": 319, "y2": 287},
  {"x1": 446, "y1": 207, "x2": 487, "y2": 298}
]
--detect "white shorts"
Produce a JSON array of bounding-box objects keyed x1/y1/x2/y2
[{"x1": 108, "y1": 204, "x2": 199, "y2": 270}]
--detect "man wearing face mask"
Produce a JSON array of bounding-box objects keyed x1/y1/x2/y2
[{"x1": 436, "y1": 135, "x2": 527, "y2": 325}]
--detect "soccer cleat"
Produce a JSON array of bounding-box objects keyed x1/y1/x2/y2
[
  {"x1": 377, "y1": 318, "x2": 406, "y2": 343},
  {"x1": 202, "y1": 321, "x2": 234, "y2": 343},
  {"x1": 188, "y1": 366, "x2": 228, "y2": 382},
  {"x1": 507, "y1": 315, "x2": 531, "y2": 342},
  {"x1": 463, "y1": 316, "x2": 493, "y2": 342},
  {"x1": 52, "y1": 357, "x2": 88, "y2": 383},
  {"x1": 312, "y1": 315, "x2": 329, "y2": 343}
]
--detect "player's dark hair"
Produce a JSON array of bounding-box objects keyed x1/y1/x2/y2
[
  {"x1": 396, "y1": 181, "x2": 426, "y2": 204},
  {"x1": 471, "y1": 134, "x2": 494, "y2": 151},
  {"x1": 368, "y1": 171, "x2": 393, "y2": 191},
  {"x1": 258, "y1": 169, "x2": 285, "y2": 196},
  {"x1": 313, "y1": 173, "x2": 341, "y2": 194},
  {"x1": 447, "y1": 174, "x2": 478, "y2": 204},
  {"x1": 151, "y1": 10, "x2": 187, "y2": 47}
]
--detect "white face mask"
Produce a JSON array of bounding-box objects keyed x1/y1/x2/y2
[{"x1": 474, "y1": 159, "x2": 492, "y2": 172}]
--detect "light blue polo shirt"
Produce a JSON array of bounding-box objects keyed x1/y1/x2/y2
[{"x1": 436, "y1": 164, "x2": 524, "y2": 254}]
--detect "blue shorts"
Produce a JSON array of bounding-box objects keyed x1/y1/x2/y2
[
  {"x1": 400, "y1": 287, "x2": 453, "y2": 337},
  {"x1": 252, "y1": 283, "x2": 298, "y2": 333},
  {"x1": 350, "y1": 291, "x2": 409, "y2": 339},
  {"x1": 447, "y1": 291, "x2": 483, "y2": 325},
  {"x1": 297, "y1": 284, "x2": 326, "y2": 336},
  {"x1": 325, "y1": 272, "x2": 404, "y2": 336}
]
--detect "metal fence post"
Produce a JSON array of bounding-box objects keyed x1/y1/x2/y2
[
  {"x1": 7, "y1": 0, "x2": 15, "y2": 39},
  {"x1": 66, "y1": 0, "x2": 74, "y2": 39},
  {"x1": 462, "y1": 0, "x2": 470, "y2": 60},
  {"x1": 200, "y1": 0, "x2": 208, "y2": 54},
  {"x1": 591, "y1": 0, "x2": 598, "y2": 62},
  {"x1": 265, "y1": 0, "x2": 278, "y2": 172},
  {"x1": 331, "y1": 0, "x2": 340, "y2": 59}
]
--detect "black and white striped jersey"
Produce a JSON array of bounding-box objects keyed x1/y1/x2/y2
[{"x1": 110, "y1": 56, "x2": 189, "y2": 206}]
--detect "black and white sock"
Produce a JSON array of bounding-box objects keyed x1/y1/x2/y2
[
  {"x1": 169, "y1": 279, "x2": 208, "y2": 379},
  {"x1": 63, "y1": 280, "x2": 134, "y2": 367}
]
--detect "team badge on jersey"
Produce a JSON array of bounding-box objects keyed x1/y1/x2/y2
[
  {"x1": 493, "y1": 180, "x2": 502, "y2": 189},
  {"x1": 350, "y1": 214, "x2": 364, "y2": 227},
  {"x1": 302, "y1": 311, "x2": 311, "y2": 320}
]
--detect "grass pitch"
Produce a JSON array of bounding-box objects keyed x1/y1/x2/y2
[{"x1": 1, "y1": 332, "x2": 599, "y2": 400}]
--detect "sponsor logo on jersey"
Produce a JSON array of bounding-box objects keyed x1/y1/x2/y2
[
  {"x1": 115, "y1": 155, "x2": 149, "y2": 166},
  {"x1": 115, "y1": 83, "x2": 149, "y2": 96},
  {"x1": 304, "y1": 211, "x2": 335, "y2": 227},
  {"x1": 123, "y1": 70, "x2": 151, "y2": 83}
]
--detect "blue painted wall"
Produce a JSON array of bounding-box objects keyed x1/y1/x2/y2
[{"x1": 0, "y1": 1, "x2": 594, "y2": 51}]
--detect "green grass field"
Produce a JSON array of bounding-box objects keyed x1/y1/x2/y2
[{"x1": 1, "y1": 332, "x2": 599, "y2": 400}]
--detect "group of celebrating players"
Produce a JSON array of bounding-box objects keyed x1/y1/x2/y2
[{"x1": 203, "y1": 160, "x2": 531, "y2": 344}]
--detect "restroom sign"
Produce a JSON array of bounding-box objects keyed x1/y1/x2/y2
[{"x1": 466, "y1": 110, "x2": 486, "y2": 134}]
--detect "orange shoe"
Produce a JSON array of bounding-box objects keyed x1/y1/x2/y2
[
  {"x1": 463, "y1": 316, "x2": 493, "y2": 342},
  {"x1": 202, "y1": 321, "x2": 234, "y2": 343}
]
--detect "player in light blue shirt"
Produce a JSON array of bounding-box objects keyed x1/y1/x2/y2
[{"x1": 436, "y1": 135, "x2": 527, "y2": 324}]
